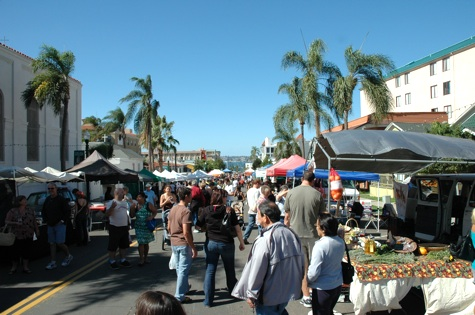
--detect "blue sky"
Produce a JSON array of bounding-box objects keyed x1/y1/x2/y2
[{"x1": 2, "y1": 1, "x2": 475, "y2": 156}]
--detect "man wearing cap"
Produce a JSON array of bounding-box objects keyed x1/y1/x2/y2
[{"x1": 144, "y1": 183, "x2": 158, "y2": 207}]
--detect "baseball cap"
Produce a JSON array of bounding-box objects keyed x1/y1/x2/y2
[{"x1": 145, "y1": 183, "x2": 152, "y2": 188}]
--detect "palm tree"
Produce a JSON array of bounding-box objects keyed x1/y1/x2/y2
[
  {"x1": 103, "y1": 107, "x2": 128, "y2": 148},
  {"x1": 275, "y1": 76, "x2": 311, "y2": 157},
  {"x1": 120, "y1": 75, "x2": 159, "y2": 171},
  {"x1": 151, "y1": 115, "x2": 179, "y2": 171},
  {"x1": 21, "y1": 45, "x2": 75, "y2": 170},
  {"x1": 250, "y1": 146, "x2": 260, "y2": 161},
  {"x1": 272, "y1": 123, "x2": 301, "y2": 160},
  {"x1": 333, "y1": 46, "x2": 395, "y2": 129},
  {"x1": 282, "y1": 39, "x2": 340, "y2": 137}
]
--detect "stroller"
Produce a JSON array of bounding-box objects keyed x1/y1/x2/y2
[{"x1": 162, "y1": 209, "x2": 171, "y2": 250}]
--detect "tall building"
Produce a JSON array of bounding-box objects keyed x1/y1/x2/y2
[
  {"x1": 0, "y1": 43, "x2": 83, "y2": 170},
  {"x1": 360, "y1": 36, "x2": 475, "y2": 125}
]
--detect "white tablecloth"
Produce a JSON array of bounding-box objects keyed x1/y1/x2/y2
[{"x1": 350, "y1": 276, "x2": 475, "y2": 315}]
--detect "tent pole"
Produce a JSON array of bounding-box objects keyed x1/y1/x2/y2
[{"x1": 377, "y1": 180, "x2": 380, "y2": 232}]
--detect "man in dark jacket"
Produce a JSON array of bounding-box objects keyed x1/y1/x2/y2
[{"x1": 42, "y1": 183, "x2": 73, "y2": 270}]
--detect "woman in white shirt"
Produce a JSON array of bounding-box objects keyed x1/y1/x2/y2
[{"x1": 307, "y1": 213, "x2": 345, "y2": 315}]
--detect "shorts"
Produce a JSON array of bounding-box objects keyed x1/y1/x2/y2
[
  {"x1": 107, "y1": 225, "x2": 130, "y2": 251},
  {"x1": 47, "y1": 223, "x2": 67, "y2": 244},
  {"x1": 300, "y1": 237, "x2": 319, "y2": 270}
]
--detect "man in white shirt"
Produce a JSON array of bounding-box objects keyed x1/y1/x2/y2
[
  {"x1": 243, "y1": 179, "x2": 261, "y2": 244},
  {"x1": 224, "y1": 178, "x2": 236, "y2": 206},
  {"x1": 105, "y1": 187, "x2": 136, "y2": 270}
]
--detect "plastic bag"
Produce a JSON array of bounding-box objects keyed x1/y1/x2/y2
[{"x1": 330, "y1": 168, "x2": 343, "y2": 200}]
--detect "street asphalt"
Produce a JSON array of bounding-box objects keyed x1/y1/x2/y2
[{"x1": 0, "y1": 207, "x2": 405, "y2": 315}]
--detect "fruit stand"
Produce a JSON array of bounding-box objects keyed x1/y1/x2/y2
[{"x1": 348, "y1": 249, "x2": 475, "y2": 314}]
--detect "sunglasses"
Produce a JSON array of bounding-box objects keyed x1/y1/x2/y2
[{"x1": 48, "y1": 187, "x2": 56, "y2": 190}]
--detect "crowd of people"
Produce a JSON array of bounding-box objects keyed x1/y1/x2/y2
[{"x1": 5, "y1": 170, "x2": 474, "y2": 315}]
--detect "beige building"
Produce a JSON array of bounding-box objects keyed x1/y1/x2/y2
[
  {"x1": 0, "y1": 43, "x2": 83, "y2": 170},
  {"x1": 360, "y1": 36, "x2": 475, "y2": 124}
]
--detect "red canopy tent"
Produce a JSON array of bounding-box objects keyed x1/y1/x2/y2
[
  {"x1": 266, "y1": 155, "x2": 307, "y2": 177},
  {"x1": 264, "y1": 158, "x2": 288, "y2": 177}
]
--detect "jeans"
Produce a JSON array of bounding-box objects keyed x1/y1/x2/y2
[
  {"x1": 256, "y1": 302, "x2": 289, "y2": 315},
  {"x1": 172, "y1": 245, "x2": 193, "y2": 301},
  {"x1": 204, "y1": 239, "x2": 237, "y2": 306},
  {"x1": 243, "y1": 214, "x2": 256, "y2": 240}
]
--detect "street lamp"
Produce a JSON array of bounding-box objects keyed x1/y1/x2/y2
[{"x1": 84, "y1": 130, "x2": 90, "y2": 157}]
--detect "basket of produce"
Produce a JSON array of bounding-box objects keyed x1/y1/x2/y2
[
  {"x1": 418, "y1": 243, "x2": 449, "y2": 253},
  {"x1": 387, "y1": 232, "x2": 417, "y2": 253},
  {"x1": 342, "y1": 218, "x2": 360, "y2": 249}
]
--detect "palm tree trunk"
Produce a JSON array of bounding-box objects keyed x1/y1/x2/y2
[
  {"x1": 344, "y1": 110, "x2": 349, "y2": 130},
  {"x1": 148, "y1": 126, "x2": 153, "y2": 171},
  {"x1": 60, "y1": 100, "x2": 69, "y2": 171},
  {"x1": 158, "y1": 149, "x2": 164, "y2": 172},
  {"x1": 315, "y1": 115, "x2": 321, "y2": 137},
  {"x1": 300, "y1": 123, "x2": 306, "y2": 158}
]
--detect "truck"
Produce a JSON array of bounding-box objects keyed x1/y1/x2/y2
[{"x1": 407, "y1": 174, "x2": 474, "y2": 244}]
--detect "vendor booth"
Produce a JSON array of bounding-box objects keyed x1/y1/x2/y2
[{"x1": 313, "y1": 130, "x2": 475, "y2": 315}]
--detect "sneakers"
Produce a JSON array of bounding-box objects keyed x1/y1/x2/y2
[
  {"x1": 45, "y1": 261, "x2": 57, "y2": 270},
  {"x1": 193, "y1": 229, "x2": 200, "y2": 233},
  {"x1": 119, "y1": 260, "x2": 132, "y2": 268},
  {"x1": 180, "y1": 296, "x2": 192, "y2": 304},
  {"x1": 109, "y1": 261, "x2": 119, "y2": 270},
  {"x1": 62, "y1": 255, "x2": 73, "y2": 267},
  {"x1": 300, "y1": 297, "x2": 312, "y2": 308}
]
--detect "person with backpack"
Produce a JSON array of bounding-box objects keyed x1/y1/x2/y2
[
  {"x1": 72, "y1": 189, "x2": 89, "y2": 246},
  {"x1": 130, "y1": 191, "x2": 157, "y2": 266}
]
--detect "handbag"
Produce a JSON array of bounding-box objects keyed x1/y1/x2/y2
[
  {"x1": 450, "y1": 232, "x2": 475, "y2": 262},
  {"x1": 146, "y1": 219, "x2": 157, "y2": 232},
  {"x1": 221, "y1": 207, "x2": 237, "y2": 238},
  {"x1": 341, "y1": 242, "x2": 355, "y2": 285},
  {"x1": 0, "y1": 225, "x2": 16, "y2": 247}
]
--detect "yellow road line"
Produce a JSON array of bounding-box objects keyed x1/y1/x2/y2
[{"x1": 2, "y1": 241, "x2": 138, "y2": 315}]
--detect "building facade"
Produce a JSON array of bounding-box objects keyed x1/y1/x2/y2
[
  {"x1": 261, "y1": 137, "x2": 276, "y2": 162},
  {"x1": 360, "y1": 36, "x2": 475, "y2": 124},
  {"x1": 0, "y1": 43, "x2": 82, "y2": 170}
]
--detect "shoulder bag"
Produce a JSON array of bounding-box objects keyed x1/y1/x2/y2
[
  {"x1": 145, "y1": 203, "x2": 157, "y2": 232},
  {"x1": 0, "y1": 225, "x2": 15, "y2": 247},
  {"x1": 450, "y1": 232, "x2": 475, "y2": 262},
  {"x1": 342, "y1": 242, "x2": 355, "y2": 285}
]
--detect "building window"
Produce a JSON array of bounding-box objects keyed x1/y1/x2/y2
[
  {"x1": 404, "y1": 73, "x2": 409, "y2": 85},
  {"x1": 430, "y1": 62, "x2": 437, "y2": 76},
  {"x1": 395, "y1": 76, "x2": 401, "y2": 87},
  {"x1": 431, "y1": 108, "x2": 438, "y2": 112},
  {"x1": 405, "y1": 93, "x2": 411, "y2": 105},
  {"x1": 443, "y1": 81, "x2": 451, "y2": 95},
  {"x1": 444, "y1": 105, "x2": 452, "y2": 118},
  {"x1": 27, "y1": 100, "x2": 40, "y2": 161},
  {"x1": 430, "y1": 85, "x2": 437, "y2": 99},
  {"x1": 0, "y1": 90, "x2": 4, "y2": 161},
  {"x1": 442, "y1": 57, "x2": 450, "y2": 72},
  {"x1": 395, "y1": 96, "x2": 401, "y2": 107}
]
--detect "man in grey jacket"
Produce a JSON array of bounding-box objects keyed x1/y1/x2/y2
[{"x1": 232, "y1": 201, "x2": 304, "y2": 314}]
